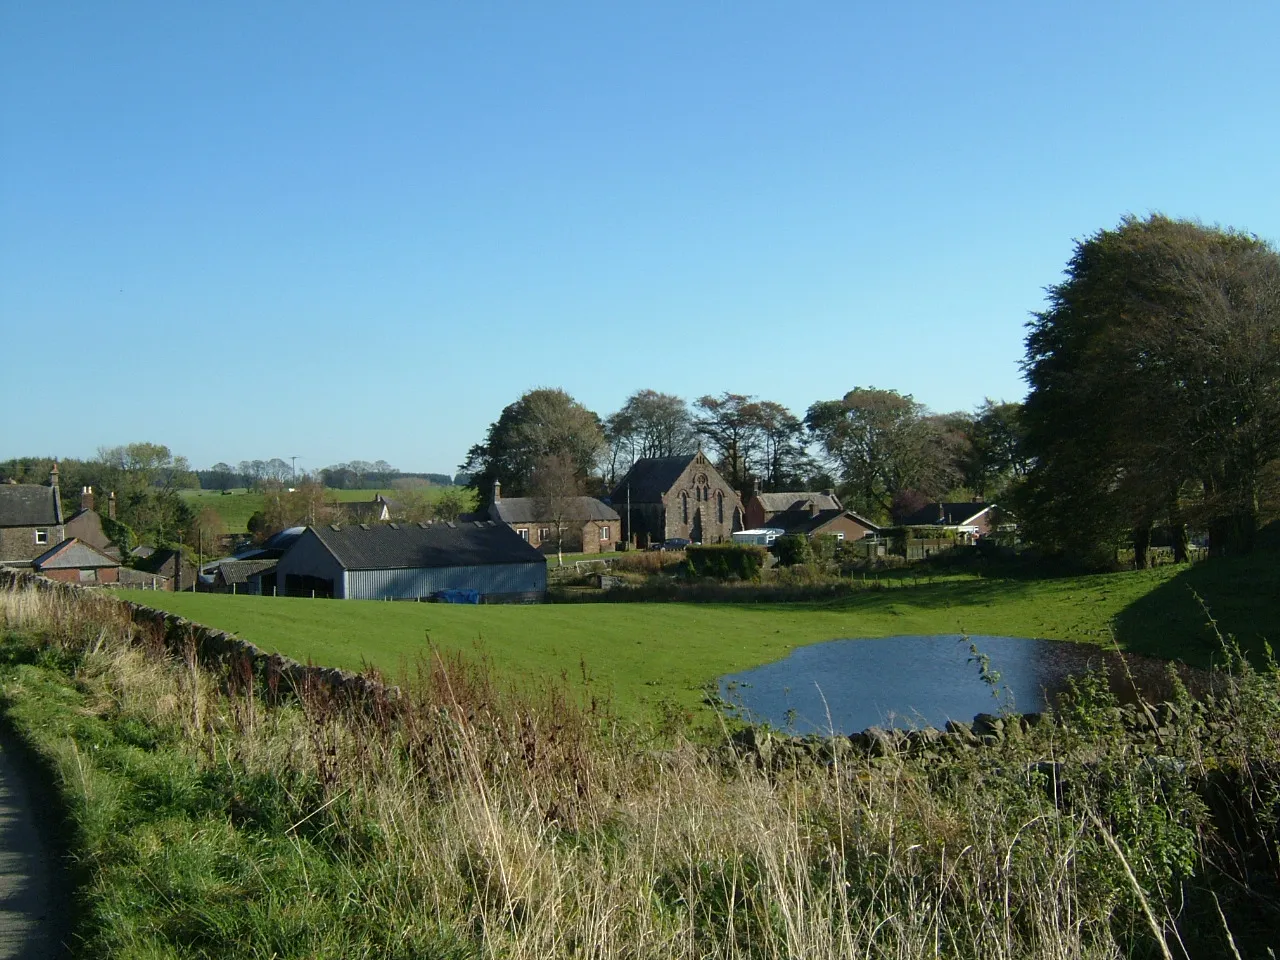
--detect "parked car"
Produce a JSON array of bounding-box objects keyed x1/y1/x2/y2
[{"x1": 649, "y1": 537, "x2": 693, "y2": 551}]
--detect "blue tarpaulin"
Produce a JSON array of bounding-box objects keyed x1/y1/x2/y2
[{"x1": 432, "y1": 589, "x2": 481, "y2": 604}]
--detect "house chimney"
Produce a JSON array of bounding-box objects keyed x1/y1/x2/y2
[
  {"x1": 809, "y1": 499, "x2": 820, "y2": 518},
  {"x1": 49, "y1": 462, "x2": 60, "y2": 494},
  {"x1": 937, "y1": 502, "x2": 946, "y2": 523},
  {"x1": 81, "y1": 486, "x2": 95, "y2": 512},
  {"x1": 746, "y1": 476, "x2": 758, "y2": 499},
  {"x1": 107, "y1": 491, "x2": 117, "y2": 521},
  {"x1": 493, "y1": 479, "x2": 501, "y2": 502}
]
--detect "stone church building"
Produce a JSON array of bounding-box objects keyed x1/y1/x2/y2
[{"x1": 608, "y1": 451, "x2": 743, "y2": 547}]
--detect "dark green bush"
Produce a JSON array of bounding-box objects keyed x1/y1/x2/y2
[
  {"x1": 771, "y1": 535, "x2": 812, "y2": 567},
  {"x1": 684, "y1": 544, "x2": 766, "y2": 581}
]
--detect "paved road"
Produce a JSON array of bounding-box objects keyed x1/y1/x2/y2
[{"x1": 0, "y1": 740, "x2": 65, "y2": 959}]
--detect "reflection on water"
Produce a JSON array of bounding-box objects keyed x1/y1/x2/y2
[{"x1": 719, "y1": 635, "x2": 1187, "y2": 735}]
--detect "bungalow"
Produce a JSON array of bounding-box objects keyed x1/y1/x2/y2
[
  {"x1": 273, "y1": 520, "x2": 547, "y2": 602},
  {"x1": 898, "y1": 502, "x2": 997, "y2": 542},
  {"x1": 770, "y1": 505, "x2": 881, "y2": 542}
]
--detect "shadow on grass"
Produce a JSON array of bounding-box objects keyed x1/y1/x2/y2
[{"x1": 1113, "y1": 548, "x2": 1280, "y2": 667}]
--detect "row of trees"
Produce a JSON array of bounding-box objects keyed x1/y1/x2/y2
[
  {"x1": 199, "y1": 460, "x2": 457, "y2": 492},
  {"x1": 461, "y1": 388, "x2": 1027, "y2": 524}
]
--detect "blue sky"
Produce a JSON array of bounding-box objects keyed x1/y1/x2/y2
[{"x1": 3, "y1": 2, "x2": 1277, "y2": 474}]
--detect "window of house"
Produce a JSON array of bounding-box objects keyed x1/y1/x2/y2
[
  {"x1": 518, "y1": 528, "x2": 529, "y2": 541},
  {"x1": 835, "y1": 531, "x2": 845, "y2": 541},
  {"x1": 79, "y1": 568, "x2": 97, "y2": 583},
  {"x1": 599, "y1": 525, "x2": 610, "y2": 541},
  {"x1": 539, "y1": 527, "x2": 551, "y2": 542},
  {"x1": 35, "y1": 528, "x2": 48, "y2": 545}
]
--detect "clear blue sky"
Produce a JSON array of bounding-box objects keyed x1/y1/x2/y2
[{"x1": 3, "y1": 2, "x2": 1277, "y2": 474}]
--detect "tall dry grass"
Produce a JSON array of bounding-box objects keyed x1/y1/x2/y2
[{"x1": 2, "y1": 580, "x2": 1276, "y2": 958}]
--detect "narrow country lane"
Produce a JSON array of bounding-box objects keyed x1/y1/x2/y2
[{"x1": 0, "y1": 741, "x2": 65, "y2": 959}]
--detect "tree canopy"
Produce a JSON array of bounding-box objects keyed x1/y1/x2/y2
[
  {"x1": 462, "y1": 388, "x2": 606, "y2": 504},
  {"x1": 1021, "y1": 214, "x2": 1280, "y2": 561}
]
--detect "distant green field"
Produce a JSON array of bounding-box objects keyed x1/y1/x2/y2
[
  {"x1": 181, "y1": 486, "x2": 474, "y2": 533},
  {"x1": 118, "y1": 555, "x2": 1280, "y2": 720}
]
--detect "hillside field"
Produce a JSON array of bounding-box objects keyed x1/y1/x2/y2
[
  {"x1": 121, "y1": 553, "x2": 1280, "y2": 720},
  {"x1": 180, "y1": 486, "x2": 474, "y2": 532}
]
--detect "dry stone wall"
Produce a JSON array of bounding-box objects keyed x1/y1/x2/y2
[{"x1": 0, "y1": 568, "x2": 396, "y2": 708}]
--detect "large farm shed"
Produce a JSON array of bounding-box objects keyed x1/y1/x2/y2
[{"x1": 274, "y1": 521, "x2": 547, "y2": 602}]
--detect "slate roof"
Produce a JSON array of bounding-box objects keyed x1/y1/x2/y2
[
  {"x1": 0, "y1": 484, "x2": 62, "y2": 527},
  {"x1": 491, "y1": 497, "x2": 619, "y2": 524},
  {"x1": 212, "y1": 559, "x2": 278, "y2": 586},
  {"x1": 308, "y1": 521, "x2": 547, "y2": 571},
  {"x1": 772, "y1": 509, "x2": 881, "y2": 536},
  {"x1": 608, "y1": 455, "x2": 697, "y2": 504},
  {"x1": 898, "y1": 503, "x2": 993, "y2": 527},
  {"x1": 753, "y1": 491, "x2": 841, "y2": 514},
  {"x1": 33, "y1": 538, "x2": 119, "y2": 570}
]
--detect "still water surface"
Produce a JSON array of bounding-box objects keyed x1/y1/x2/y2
[{"x1": 719, "y1": 635, "x2": 1169, "y2": 735}]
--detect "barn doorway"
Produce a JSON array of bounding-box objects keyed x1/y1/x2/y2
[{"x1": 285, "y1": 574, "x2": 334, "y2": 598}]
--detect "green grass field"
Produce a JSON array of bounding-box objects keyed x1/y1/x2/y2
[
  {"x1": 181, "y1": 486, "x2": 473, "y2": 533},
  {"x1": 118, "y1": 553, "x2": 1280, "y2": 719}
]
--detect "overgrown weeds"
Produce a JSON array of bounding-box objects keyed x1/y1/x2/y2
[{"x1": 3, "y1": 581, "x2": 1280, "y2": 957}]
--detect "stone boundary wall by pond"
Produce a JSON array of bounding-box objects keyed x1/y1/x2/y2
[
  {"x1": 729, "y1": 699, "x2": 1207, "y2": 770},
  {"x1": 0, "y1": 568, "x2": 396, "y2": 708}
]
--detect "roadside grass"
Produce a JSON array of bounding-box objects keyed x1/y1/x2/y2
[
  {"x1": 6, "y1": 579, "x2": 1280, "y2": 957},
  {"x1": 111, "y1": 560, "x2": 1276, "y2": 722}
]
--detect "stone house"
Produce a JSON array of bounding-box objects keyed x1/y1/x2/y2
[
  {"x1": 0, "y1": 465, "x2": 66, "y2": 567},
  {"x1": 742, "y1": 485, "x2": 843, "y2": 530},
  {"x1": 487, "y1": 483, "x2": 620, "y2": 555},
  {"x1": 64, "y1": 486, "x2": 120, "y2": 559},
  {"x1": 608, "y1": 451, "x2": 743, "y2": 547}
]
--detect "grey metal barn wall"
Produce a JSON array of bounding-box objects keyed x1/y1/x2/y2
[
  {"x1": 274, "y1": 530, "x2": 348, "y2": 598},
  {"x1": 344, "y1": 562, "x2": 546, "y2": 601}
]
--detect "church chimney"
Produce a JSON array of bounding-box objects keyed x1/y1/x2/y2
[
  {"x1": 107, "y1": 491, "x2": 117, "y2": 521},
  {"x1": 493, "y1": 479, "x2": 502, "y2": 503},
  {"x1": 81, "y1": 486, "x2": 95, "y2": 512}
]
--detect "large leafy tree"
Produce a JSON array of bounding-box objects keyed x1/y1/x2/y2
[
  {"x1": 1022, "y1": 214, "x2": 1280, "y2": 560},
  {"x1": 604, "y1": 390, "x2": 697, "y2": 485},
  {"x1": 805, "y1": 388, "x2": 959, "y2": 521},
  {"x1": 462, "y1": 388, "x2": 605, "y2": 505}
]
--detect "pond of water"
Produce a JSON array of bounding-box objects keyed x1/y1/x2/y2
[{"x1": 719, "y1": 635, "x2": 1184, "y2": 735}]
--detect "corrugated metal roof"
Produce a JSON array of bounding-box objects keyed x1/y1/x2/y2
[
  {"x1": 491, "y1": 497, "x2": 619, "y2": 524},
  {"x1": 213, "y1": 559, "x2": 278, "y2": 585},
  {"x1": 308, "y1": 521, "x2": 547, "y2": 571},
  {"x1": 0, "y1": 484, "x2": 61, "y2": 527},
  {"x1": 33, "y1": 538, "x2": 119, "y2": 570}
]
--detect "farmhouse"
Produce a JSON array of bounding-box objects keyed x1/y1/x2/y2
[
  {"x1": 608, "y1": 451, "x2": 743, "y2": 547},
  {"x1": 31, "y1": 538, "x2": 121, "y2": 584},
  {"x1": 64, "y1": 486, "x2": 120, "y2": 558},
  {"x1": 898, "y1": 502, "x2": 997, "y2": 542},
  {"x1": 0, "y1": 465, "x2": 66, "y2": 567},
  {"x1": 488, "y1": 482, "x2": 619, "y2": 555},
  {"x1": 274, "y1": 520, "x2": 547, "y2": 601}
]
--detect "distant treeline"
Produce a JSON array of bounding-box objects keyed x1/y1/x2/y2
[{"x1": 196, "y1": 460, "x2": 460, "y2": 491}]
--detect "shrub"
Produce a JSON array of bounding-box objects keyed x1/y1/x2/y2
[
  {"x1": 684, "y1": 544, "x2": 766, "y2": 581},
  {"x1": 771, "y1": 534, "x2": 812, "y2": 567}
]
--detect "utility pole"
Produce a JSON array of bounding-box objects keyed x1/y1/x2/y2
[{"x1": 627, "y1": 483, "x2": 632, "y2": 549}]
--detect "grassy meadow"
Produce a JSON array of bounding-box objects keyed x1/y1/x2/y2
[{"x1": 118, "y1": 553, "x2": 1280, "y2": 720}]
